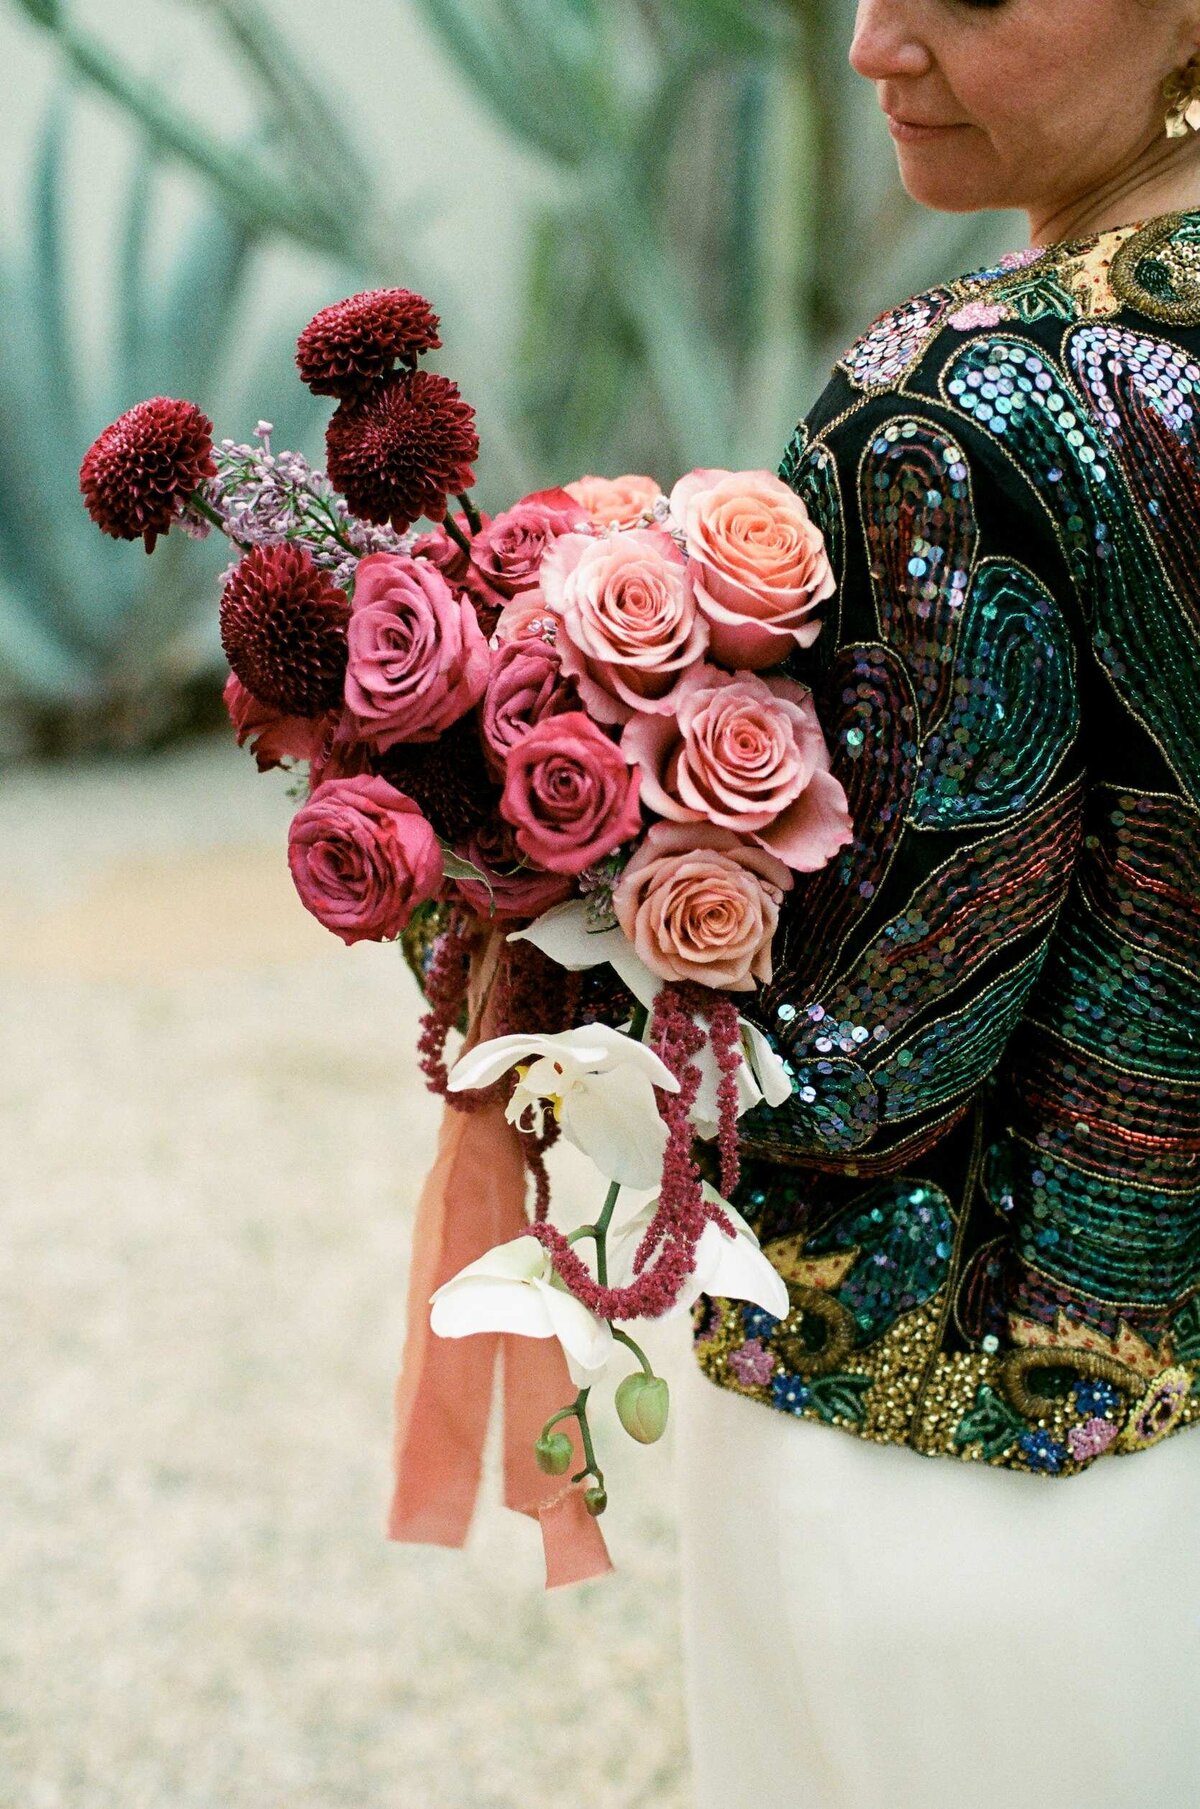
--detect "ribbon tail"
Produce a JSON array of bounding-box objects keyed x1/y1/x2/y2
[
  {"x1": 387, "y1": 1098, "x2": 527, "y2": 1548},
  {"x1": 502, "y1": 1333, "x2": 615, "y2": 1589}
]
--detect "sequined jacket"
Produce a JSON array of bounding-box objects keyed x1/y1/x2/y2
[{"x1": 693, "y1": 210, "x2": 1200, "y2": 1476}]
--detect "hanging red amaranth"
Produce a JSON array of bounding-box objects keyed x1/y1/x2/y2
[
  {"x1": 296, "y1": 289, "x2": 442, "y2": 398},
  {"x1": 80, "y1": 396, "x2": 215, "y2": 553}
]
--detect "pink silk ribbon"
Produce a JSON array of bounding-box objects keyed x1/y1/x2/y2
[{"x1": 387, "y1": 940, "x2": 614, "y2": 1588}]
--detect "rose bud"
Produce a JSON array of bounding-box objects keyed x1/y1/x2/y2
[{"x1": 615, "y1": 1372, "x2": 670, "y2": 1445}]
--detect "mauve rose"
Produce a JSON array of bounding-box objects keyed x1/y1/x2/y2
[
  {"x1": 287, "y1": 775, "x2": 443, "y2": 945},
  {"x1": 540, "y1": 527, "x2": 708, "y2": 725},
  {"x1": 471, "y1": 487, "x2": 588, "y2": 599},
  {"x1": 613, "y1": 822, "x2": 792, "y2": 991},
  {"x1": 480, "y1": 637, "x2": 579, "y2": 776},
  {"x1": 501, "y1": 710, "x2": 642, "y2": 876},
  {"x1": 452, "y1": 817, "x2": 573, "y2": 921},
  {"x1": 223, "y1": 674, "x2": 328, "y2": 772},
  {"x1": 669, "y1": 468, "x2": 834, "y2": 669},
  {"x1": 344, "y1": 551, "x2": 491, "y2": 751},
  {"x1": 621, "y1": 664, "x2": 854, "y2": 870},
  {"x1": 564, "y1": 473, "x2": 662, "y2": 530}
]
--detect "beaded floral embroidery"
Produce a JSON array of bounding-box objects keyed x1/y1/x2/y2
[{"x1": 694, "y1": 210, "x2": 1200, "y2": 1478}]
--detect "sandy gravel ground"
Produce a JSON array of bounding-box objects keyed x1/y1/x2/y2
[{"x1": 0, "y1": 741, "x2": 692, "y2": 1809}]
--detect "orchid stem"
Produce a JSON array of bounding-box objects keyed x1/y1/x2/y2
[
  {"x1": 612, "y1": 1327, "x2": 655, "y2": 1377},
  {"x1": 441, "y1": 512, "x2": 473, "y2": 559},
  {"x1": 457, "y1": 490, "x2": 482, "y2": 535}
]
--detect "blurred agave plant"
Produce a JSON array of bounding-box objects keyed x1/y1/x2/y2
[
  {"x1": 0, "y1": 98, "x2": 321, "y2": 755},
  {"x1": 412, "y1": 0, "x2": 1019, "y2": 481}
]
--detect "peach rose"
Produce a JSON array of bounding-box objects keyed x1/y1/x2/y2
[
  {"x1": 540, "y1": 527, "x2": 708, "y2": 725},
  {"x1": 613, "y1": 822, "x2": 792, "y2": 991},
  {"x1": 621, "y1": 664, "x2": 854, "y2": 871},
  {"x1": 564, "y1": 473, "x2": 662, "y2": 530},
  {"x1": 669, "y1": 468, "x2": 834, "y2": 669}
]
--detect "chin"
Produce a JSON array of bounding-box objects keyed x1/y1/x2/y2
[{"x1": 893, "y1": 146, "x2": 1010, "y2": 217}]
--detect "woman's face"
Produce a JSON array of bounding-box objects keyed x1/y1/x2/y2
[{"x1": 850, "y1": 0, "x2": 1198, "y2": 223}]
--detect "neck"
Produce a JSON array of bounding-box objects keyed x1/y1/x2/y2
[{"x1": 1028, "y1": 134, "x2": 1200, "y2": 246}]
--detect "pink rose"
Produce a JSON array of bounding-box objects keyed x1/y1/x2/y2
[
  {"x1": 494, "y1": 594, "x2": 558, "y2": 643},
  {"x1": 500, "y1": 711, "x2": 642, "y2": 876},
  {"x1": 471, "y1": 487, "x2": 588, "y2": 600},
  {"x1": 480, "y1": 637, "x2": 579, "y2": 776},
  {"x1": 344, "y1": 551, "x2": 491, "y2": 751},
  {"x1": 613, "y1": 822, "x2": 792, "y2": 991},
  {"x1": 564, "y1": 473, "x2": 662, "y2": 529},
  {"x1": 621, "y1": 664, "x2": 854, "y2": 870},
  {"x1": 540, "y1": 528, "x2": 708, "y2": 725},
  {"x1": 223, "y1": 674, "x2": 329, "y2": 772},
  {"x1": 287, "y1": 776, "x2": 443, "y2": 945},
  {"x1": 669, "y1": 468, "x2": 834, "y2": 668},
  {"x1": 412, "y1": 510, "x2": 505, "y2": 634},
  {"x1": 451, "y1": 817, "x2": 574, "y2": 922}
]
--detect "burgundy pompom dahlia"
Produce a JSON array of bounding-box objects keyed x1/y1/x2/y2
[
  {"x1": 79, "y1": 396, "x2": 215, "y2": 553},
  {"x1": 220, "y1": 542, "x2": 351, "y2": 716},
  {"x1": 324, "y1": 370, "x2": 479, "y2": 533},
  {"x1": 296, "y1": 288, "x2": 442, "y2": 397}
]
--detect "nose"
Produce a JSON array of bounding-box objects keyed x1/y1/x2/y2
[{"x1": 849, "y1": 0, "x2": 933, "y2": 81}]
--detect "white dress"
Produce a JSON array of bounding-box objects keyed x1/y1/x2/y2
[{"x1": 675, "y1": 1352, "x2": 1200, "y2": 1809}]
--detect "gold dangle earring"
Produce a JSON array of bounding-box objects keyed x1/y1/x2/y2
[{"x1": 1164, "y1": 53, "x2": 1200, "y2": 139}]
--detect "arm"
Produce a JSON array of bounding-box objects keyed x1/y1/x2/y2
[{"x1": 741, "y1": 396, "x2": 1087, "y2": 1172}]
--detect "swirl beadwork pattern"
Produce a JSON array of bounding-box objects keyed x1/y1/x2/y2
[{"x1": 696, "y1": 211, "x2": 1200, "y2": 1477}]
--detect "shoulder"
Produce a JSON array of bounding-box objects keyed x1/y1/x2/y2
[
  {"x1": 830, "y1": 212, "x2": 1200, "y2": 407},
  {"x1": 785, "y1": 214, "x2": 1200, "y2": 550}
]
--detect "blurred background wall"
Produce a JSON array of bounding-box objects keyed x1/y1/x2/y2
[{"x1": 0, "y1": 0, "x2": 1016, "y2": 764}]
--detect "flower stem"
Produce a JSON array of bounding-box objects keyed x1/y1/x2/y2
[
  {"x1": 442, "y1": 511, "x2": 473, "y2": 559},
  {"x1": 612, "y1": 1326, "x2": 655, "y2": 1377},
  {"x1": 457, "y1": 490, "x2": 483, "y2": 535}
]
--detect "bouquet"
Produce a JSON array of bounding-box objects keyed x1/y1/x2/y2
[{"x1": 80, "y1": 287, "x2": 854, "y2": 1586}]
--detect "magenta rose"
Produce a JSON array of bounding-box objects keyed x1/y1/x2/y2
[
  {"x1": 344, "y1": 551, "x2": 491, "y2": 751},
  {"x1": 480, "y1": 638, "x2": 579, "y2": 776},
  {"x1": 621, "y1": 664, "x2": 854, "y2": 870},
  {"x1": 540, "y1": 527, "x2": 708, "y2": 725},
  {"x1": 287, "y1": 775, "x2": 442, "y2": 945},
  {"x1": 451, "y1": 817, "x2": 574, "y2": 921},
  {"x1": 223, "y1": 674, "x2": 329, "y2": 773},
  {"x1": 500, "y1": 711, "x2": 642, "y2": 876},
  {"x1": 613, "y1": 822, "x2": 792, "y2": 991},
  {"x1": 471, "y1": 487, "x2": 589, "y2": 600},
  {"x1": 669, "y1": 468, "x2": 835, "y2": 668}
]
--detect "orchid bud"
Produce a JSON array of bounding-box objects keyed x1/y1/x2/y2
[
  {"x1": 615, "y1": 1371, "x2": 670, "y2": 1444},
  {"x1": 584, "y1": 1484, "x2": 608, "y2": 1517},
  {"x1": 534, "y1": 1431, "x2": 573, "y2": 1475}
]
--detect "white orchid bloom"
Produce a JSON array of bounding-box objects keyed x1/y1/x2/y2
[
  {"x1": 510, "y1": 899, "x2": 659, "y2": 1010},
  {"x1": 429, "y1": 1234, "x2": 614, "y2": 1387},
  {"x1": 691, "y1": 1019, "x2": 793, "y2": 1140},
  {"x1": 447, "y1": 1024, "x2": 679, "y2": 1189},
  {"x1": 511, "y1": 900, "x2": 795, "y2": 1139},
  {"x1": 608, "y1": 1184, "x2": 791, "y2": 1321}
]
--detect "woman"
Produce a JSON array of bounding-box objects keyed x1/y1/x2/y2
[{"x1": 676, "y1": 3, "x2": 1200, "y2": 1804}]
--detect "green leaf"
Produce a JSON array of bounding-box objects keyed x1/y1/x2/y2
[
  {"x1": 438, "y1": 845, "x2": 493, "y2": 894},
  {"x1": 806, "y1": 1372, "x2": 872, "y2": 1426},
  {"x1": 953, "y1": 1385, "x2": 1025, "y2": 1461}
]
